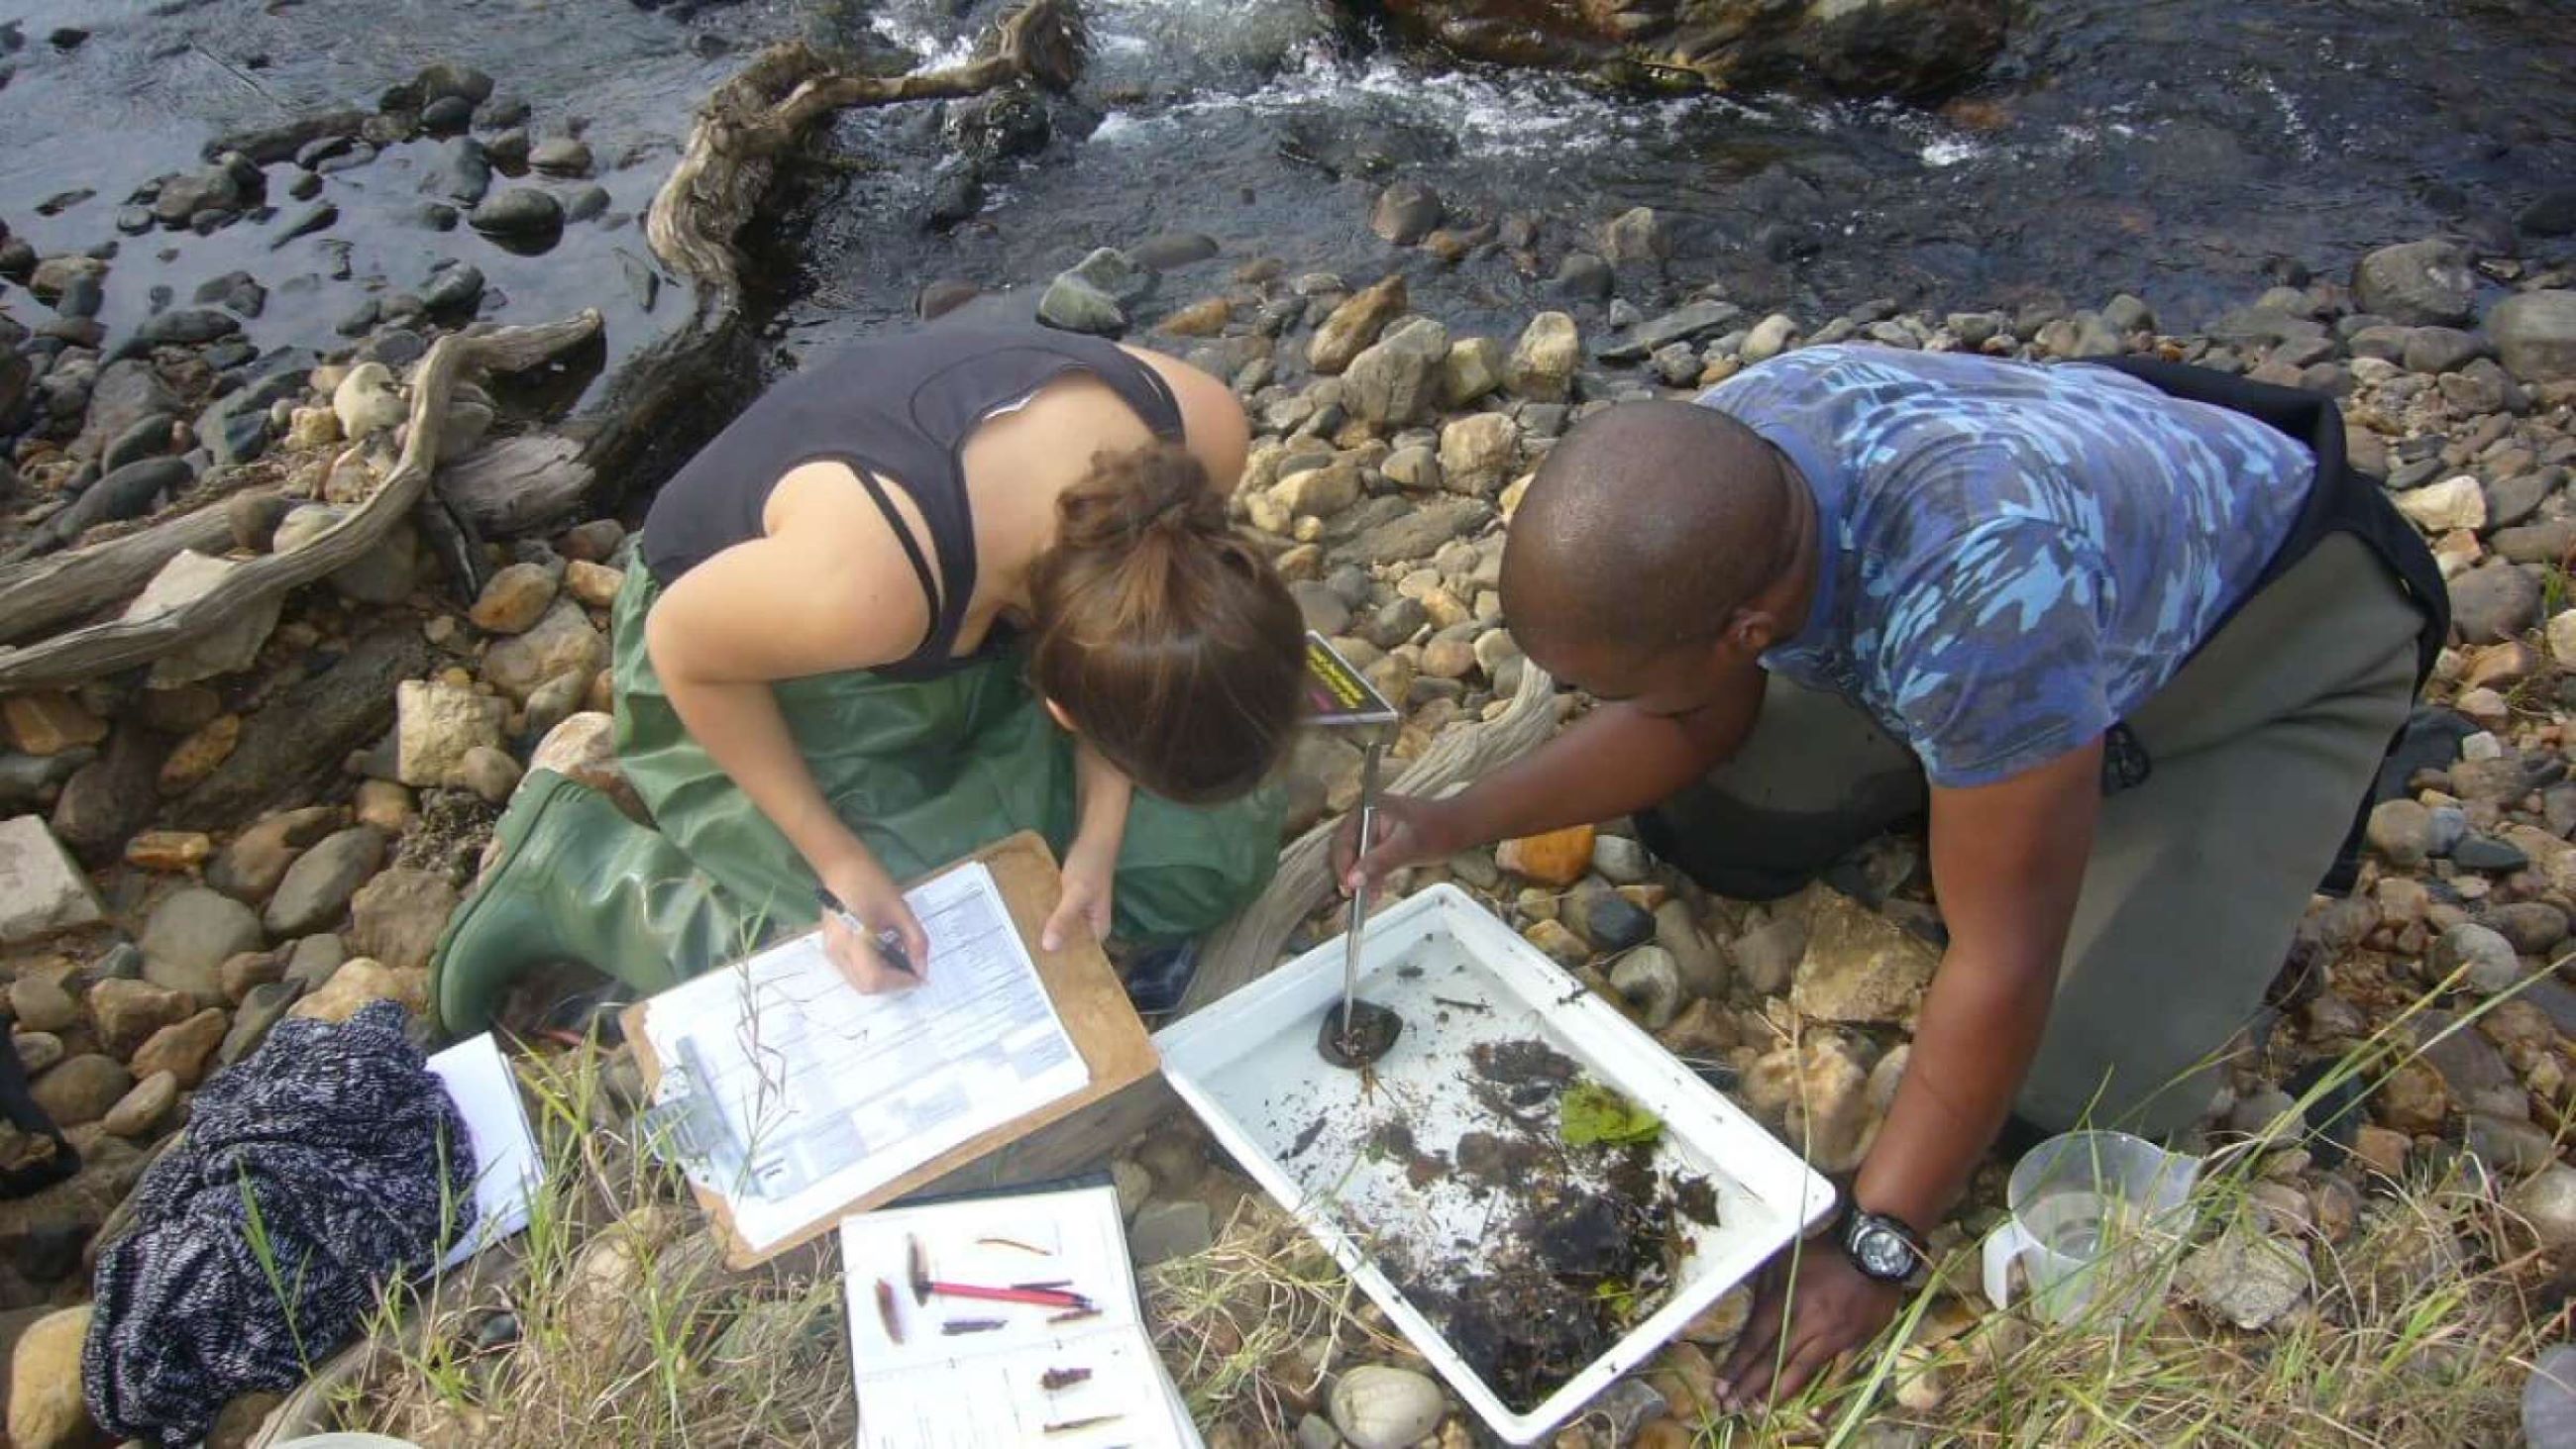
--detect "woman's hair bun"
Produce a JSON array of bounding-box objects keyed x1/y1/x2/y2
[{"x1": 1053, "y1": 443, "x2": 1227, "y2": 553}]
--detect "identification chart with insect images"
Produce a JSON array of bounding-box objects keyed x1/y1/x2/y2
[
  {"x1": 841, "y1": 1184, "x2": 1200, "y2": 1449},
  {"x1": 639, "y1": 861, "x2": 1090, "y2": 1256}
]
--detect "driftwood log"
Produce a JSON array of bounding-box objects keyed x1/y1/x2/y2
[
  {"x1": 1183, "y1": 659, "x2": 1563, "y2": 1011},
  {"x1": 0, "y1": 314, "x2": 601, "y2": 692},
  {"x1": 0, "y1": 0, "x2": 1083, "y2": 695},
  {"x1": 573, "y1": 0, "x2": 1088, "y2": 482}
]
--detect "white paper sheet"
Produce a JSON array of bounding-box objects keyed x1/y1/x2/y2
[
  {"x1": 426, "y1": 1033, "x2": 545, "y2": 1271},
  {"x1": 840, "y1": 1185, "x2": 1198, "y2": 1449},
  {"x1": 641, "y1": 862, "x2": 1091, "y2": 1255}
]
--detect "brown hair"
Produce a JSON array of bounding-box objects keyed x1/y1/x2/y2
[{"x1": 1026, "y1": 442, "x2": 1306, "y2": 804}]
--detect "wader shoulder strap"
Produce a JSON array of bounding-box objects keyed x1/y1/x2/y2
[{"x1": 2085, "y1": 356, "x2": 2448, "y2": 687}]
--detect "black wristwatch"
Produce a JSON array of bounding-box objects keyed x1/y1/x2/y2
[{"x1": 1837, "y1": 1203, "x2": 1930, "y2": 1287}]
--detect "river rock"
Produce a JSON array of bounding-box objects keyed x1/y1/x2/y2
[
  {"x1": 132, "y1": 307, "x2": 241, "y2": 348},
  {"x1": 2354, "y1": 240, "x2": 2476, "y2": 327},
  {"x1": 483, "y1": 599, "x2": 607, "y2": 702},
  {"x1": 2430, "y1": 921, "x2": 2521, "y2": 994},
  {"x1": 1792, "y1": 888, "x2": 1935, "y2": 1024},
  {"x1": 290, "y1": 957, "x2": 422, "y2": 1023},
  {"x1": 1507, "y1": 311, "x2": 1580, "y2": 401},
  {"x1": 2, "y1": 694, "x2": 105, "y2": 759},
  {"x1": 2396, "y1": 473, "x2": 2485, "y2": 532},
  {"x1": 1438, "y1": 412, "x2": 1518, "y2": 496},
  {"x1": 2374, "y1": 1057, "x2": 2450, "y2": 1134},
  {"x1": 470, "y1": 562, "x2": 561, "y2": 635},
  {"x1": 333, "y1": 361, "x2": 405, "y2": 441},
  {"x1": 1609, "y1": 945, "x2": 1684, "y2": 1028},
  {"x1": 129, "y1": 1007, "x2": 227, "y2": 1087},
  {"x1": 7, "y1": 1305, "x2": 95, "y2": 1449},
  {"x1": 1330, "y1": 1365, "x2": 1444, "y2": 1449},
  {"x1": 349, "y1": 868, "x2": 459, "y2": 972},
  {"x1": 208, "y1": 805, "x2": 342, "y2": 904},
  {"x1": 1586, "y1": 833, "x2": 1649, "y2": 880},
  {"x1": 417, "y1": 137, "x2": 492, "y2": 206},
  {"x1": 458, "y1": 745, "x2": 522, "y2": 803},
  {"x1": 2366, "y1": 798, "x2": 2436, "y2": 867},
  {"x1": 2511, "y1": 1163, "x2": 2576, "y2": 1247},
  {"x1": 396, "y1": 678, "x2": 506, "y2": 788},
  {"x1": 31, "y1": 1055, "x2": 130, "y2": 1126},
  {"x1": 1036, "y1": 272, "x2": 1126, "y2": 336},
  {"x1": 1275, "y1": 461, "x2": 1361, "y2": 518},
  {"x1": 1126, "y1": 1199, "x2": 1212, "y2": 1267},
  {"x1": 7, "y1": 973, "x2": 77, "y2": 1034},
  {"x1": 528, "y1": 711, "x2": 638, "y2": 813},
  {"x1": 123, "y1": 549, "x2": 283, "y2": 687},
  {"x1": 1310, "y1": 276, "x2": 1408, "y2": 373},
  {"x1": 220, "y1": 982, "x2": 299, "y2": 1065},
  {"x1": 1745, "y1": 1034, "x2": 1877, "y2": 1171},
  {"x1": 2494, "y1": 291, "x2": 2576, "y2": 383},
  {"x1": 141, "y1": 886, "x2": 264, "y2": 1001},
  {"x1": 2450, "y1": 564, "x2": 2543, "y2": 644},
  {"x1": 11, "y1": 1031, "x2": 62, "y2": 1081},
  {"x1": 1602, "y1": 298, "x2": 1743, "y2": 361},
  {"x1": 1344, "y1": 318, "x2": 1450, "y2": 425},
  {"x1": 159, "y1": 715, "x2": 241, "y2": 795},
  {"x1": 1378, "y1": 444, "x2": 1442, "y2": 493},
  {"x1": 470, "y1": 187, "x2": 564, "y2": 239},
  {"x1": 0, "y1": 817, "x2": 104, "y2": 944},
  {"x1": 263, "y1": 826, "x2": 385, "y2": 937},
  {"x1": 1370, "y1": 180, "x2": 1444, "y2": 246},
  {"x1": 1497, "y1": 825, "x2": 1594, "y2": 886},
  {"x1": 1417, "y1": 347, "x2": 1499, "y2": 424},
  {"x1": 100, "y1": 1070, "x2": 178, "y2": 1139},
  {"x1": 2181, "y1": 1228, "x2": 2308, "y2": 1330},
  {"x1": 530, "y1": 137, "x2": 592, "y2": 176}
]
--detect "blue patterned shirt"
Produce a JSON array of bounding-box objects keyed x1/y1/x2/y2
[{"x1": 1700, "y1": 346, "x2": 2314, "y2": 787}]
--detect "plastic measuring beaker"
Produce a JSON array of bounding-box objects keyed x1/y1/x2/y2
[{"x1": 1980, "y1": 1129, "x2": 2200, "y2": 1324}]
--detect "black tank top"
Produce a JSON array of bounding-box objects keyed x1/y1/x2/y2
[{"x1": 640, "y1": 325, "x2": 1187, "y2": 681}]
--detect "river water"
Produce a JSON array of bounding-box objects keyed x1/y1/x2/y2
[{"x1": 3, "y1": 0, "x2": 2572, "y2": 402}]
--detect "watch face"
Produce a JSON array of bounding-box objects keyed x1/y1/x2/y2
[{"x1": 1855, "y1": 1223, "x2": 1915, "y2": 1280}]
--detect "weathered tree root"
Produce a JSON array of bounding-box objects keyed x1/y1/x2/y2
[
  {"x1": 0, "y1": 314, "x2": 602, "y2": 692},
  {"x1": 0, "y1": 0, "x2": 1081, "y2": 695},
  {"x1": 574, "y1": 0, "x2": 1088, "y2": 481},
  {"x1": 1183, "y1": 659, "x2": 1562, "y2": 1011}
]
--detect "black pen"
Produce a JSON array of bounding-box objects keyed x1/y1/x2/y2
[{"x1": 814, "y1": 886, "x2": 918, "y2": 978}]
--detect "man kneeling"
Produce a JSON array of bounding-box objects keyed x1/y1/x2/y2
[{"x1": 1336, "y1": 344, "x2": 2443, "y2": 1405}]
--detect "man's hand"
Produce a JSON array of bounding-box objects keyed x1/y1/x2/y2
[
  {"x1": 1041, "y1": 837, "x2": 1118, "y2": 952},
  {"x1": 1716, "y1": 1244, "x2": 1904, "y2": 1412},
  {"x1": 1331, "y1": 794, "x2": 1459, "y2": 895}
]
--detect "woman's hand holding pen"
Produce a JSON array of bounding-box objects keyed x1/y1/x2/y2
[{"x1": 816, "y1": 855, "x2": 928, "y2": 993}]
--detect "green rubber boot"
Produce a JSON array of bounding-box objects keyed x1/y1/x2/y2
[{"x1": 429, "y1": 769, "x2": 755, "y2": 1037}]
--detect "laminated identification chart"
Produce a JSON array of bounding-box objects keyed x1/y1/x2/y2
[
  {"x1": 841, "y1": 1185, "x2": 1198, "y2": 1449},
  {"x1": 641, "y1": 862, "x2": 1090, "y2": 1256}
]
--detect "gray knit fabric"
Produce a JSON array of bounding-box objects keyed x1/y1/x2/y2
[{"x1": 82, "y1": 1000, "x2": 476, "y2": 1444}]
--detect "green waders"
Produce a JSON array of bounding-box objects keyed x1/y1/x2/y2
[{"x1": 429, "y1": 559, "x2": 1286, "y2": 1035}]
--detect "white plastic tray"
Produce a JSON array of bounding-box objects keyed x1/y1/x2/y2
[{"x1": 1153, "y1": 884, "x2": 1835, "y2": 1443}]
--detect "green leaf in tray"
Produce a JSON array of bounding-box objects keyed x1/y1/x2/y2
[{"x1": 1560, "y1": 1079, "x2": 1663, "y2": 1147}]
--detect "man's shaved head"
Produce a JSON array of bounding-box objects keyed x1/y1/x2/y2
[{"x1": 1502, "y1": 400, "x2": 1802, "y2": 672}]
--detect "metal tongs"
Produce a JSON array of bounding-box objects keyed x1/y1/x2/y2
[{"x1": 1341, "y1": 737, "x2": 1384, "y2": 1042}]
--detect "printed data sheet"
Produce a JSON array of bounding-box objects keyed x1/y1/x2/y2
[{"x1": 641, "y1": 862, "x2": 1090, "y2": 1255}]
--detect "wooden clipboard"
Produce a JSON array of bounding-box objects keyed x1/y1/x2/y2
[{"x1": 622, "y1": 831, "x2": 1168, "y2": 1271}]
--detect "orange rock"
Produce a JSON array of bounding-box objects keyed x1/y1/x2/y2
[
  {"x1": 158, "y1": 714, "x2": 241, "y2": 794},
  {"x1": 2, "y1": 690, "x2": 107, "y2": 756},
  {"x1": 1496, "y1": 824, "x2": 1594, "y2": 886},
  {"x1": 1156, "y1": 297, "x2": 1234, "y2": 338},
  {"x1": 124, "y1": 831, "x2": 213, "y2": 873}
]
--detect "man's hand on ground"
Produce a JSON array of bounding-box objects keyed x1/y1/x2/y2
[{"x1": 1716, "y1": 1243, "x2": 1903, "y2": 1413}]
